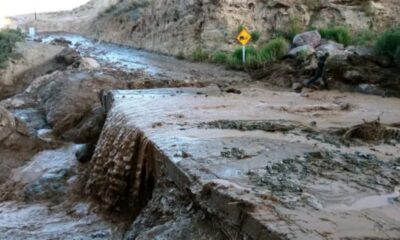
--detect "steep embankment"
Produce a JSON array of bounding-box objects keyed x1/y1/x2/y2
[
  {"x1": 87, "y1": 0, "x2": 400, "y2": 55},
  {"x1": 12, "y1": 0, "x2": 400, "y2": 56}
]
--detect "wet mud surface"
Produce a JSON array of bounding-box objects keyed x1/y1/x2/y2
[
  {"x1": 106, "y1": 87, "x2": 400, "y2": 239},
  {"x1": 1, "y1": 33, "x2": 400, "y2": 239}
]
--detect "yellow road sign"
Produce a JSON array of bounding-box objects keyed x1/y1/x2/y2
[{"x1": 236, "y1": 29, "x2": 252, "y2": 45}]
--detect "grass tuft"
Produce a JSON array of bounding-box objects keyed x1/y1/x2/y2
[
  {"x1": 374, "y1": 26, "x2": 400, "y2": 60},
  {"x1": 319, "y1": 26, "x2": 352, "y2": 46},
  {"x1": 212, "y1": 51, "x2": 228, "y2": 64},
  {"x1": 251, "y1": 31, "x2": 261, "y2": 43},
  {"x1": 191, "y1": 47, "x2": 209, "y2": 62},
  {"x1": 258, "y1": 37, "x2": 290, "y2": 61}
]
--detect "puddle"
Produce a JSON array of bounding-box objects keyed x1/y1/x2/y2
[{"x1": 327, "y1": 187, "x2": 400, "y2": 211}]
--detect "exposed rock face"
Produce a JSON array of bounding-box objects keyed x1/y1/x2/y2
[
  {"x1": 85, "y1": 0, "x2": 400, "y2": 55},
  {"x1": 14, "y1": 0, "x2": 400, "y2": 56}
]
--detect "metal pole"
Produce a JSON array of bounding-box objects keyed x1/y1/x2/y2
[{"x1": 242, "y1": 45, "x2": 246, "y2": 64}]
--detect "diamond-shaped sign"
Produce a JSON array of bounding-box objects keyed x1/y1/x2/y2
[{"x1": 236, "y1": 29, "x2": 252, "y2": 45}]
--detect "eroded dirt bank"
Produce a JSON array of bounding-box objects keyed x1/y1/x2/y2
[{"x1": 10, "y1": 0, "x2": 400, "y2": 55}]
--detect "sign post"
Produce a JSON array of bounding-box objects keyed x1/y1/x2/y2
[{"x1": 236, "y1": 28, "x2": 252, "y2": 64}]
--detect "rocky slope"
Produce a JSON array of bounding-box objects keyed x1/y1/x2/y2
[
  {"x1": 82, "y1": 0, "x2": 400, "y2": 55},
  {"x1": 11, "y1": 0, "x2": 400, "y2": 56}
]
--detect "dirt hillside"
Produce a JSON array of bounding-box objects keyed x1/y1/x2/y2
[{"x1": 12, "y1": 0, "x2": 400, "y2": 56}]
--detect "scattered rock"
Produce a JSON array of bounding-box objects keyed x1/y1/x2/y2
[
  {"x1": 292, "y1": 82, "x2": 303, "y2": 93},
  {"x1": 50, "y1": 38, "x2": 72, "y2": 47},
  {"x1": 225, "y1": 88, "x2": 241, "y2": 94},
  {"x1": 75, "y1": 144, "x2": 96, "y2": 163},
  {"x1": 316, "y1": 41, "x2": 345, "y2": 57},
  {"x1": 221, "y1": 148, "x2": 252, "y2": 160},
  {"x1": 288, "y1": 45, "x2": 315, "y2": 59},
  {"x1": 56, "y1": 48, "x2": 81, "y2": 66},
  {"x1": 80, "y1": 57, "x2": 101, "y2": 70},
  {"x1": 293, "y1": 31, "x2": 322, "y2": 48},
  {"x1": 0, "y1": 106, "x2": 44, "y2": 152},
  {"x1": 357, "y1": 84, "x2": 385, "y2": 96},
  {"x1": 37, "y1": 70, "x2": 126, "y2": 138}
]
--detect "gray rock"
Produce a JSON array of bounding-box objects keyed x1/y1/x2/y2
[
  {"x1": 288, "y1": 45, "x2": 315, "y2": 59},
  {"x1": 346, "y1": 46, "x2": 374, "y2": 56},
  {"x1": 316, "y1": 41, "x2": 345, "y2": 57},
  {"x1": 24, "y1": 169, "x2": 70, "y2": 203},
  {"x1": 75, "y1": 144, "x2": 96, "y2": 163},
  {"x1": 293, "y1": 31, "x2": 322, "y2": 48},
  {"x1": 357, "y1": 84, "x2": 385, "y2": 96}
]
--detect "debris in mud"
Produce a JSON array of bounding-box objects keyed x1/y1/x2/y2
[
  {"x1": 200, "y1": 120, "x2": 307, "y2": 133},
  {"x1": 342, "y1": 119, "x2": 400, "y2": 144},
  {"x1": 221, "y1": 147, "x2": 252, "y2": 160},
  {"x1": 50, "y1": 37, "x2": 72, "y2": 47},
  {"x1": 225, "y1": 88, "x2": 241, "y2": 94},
  {"x1": 125, "y1": 181, "x2": 228, "y2": 240},
  {"x1": 247, "y1": 150, "x2": 400, "y2": 207}
]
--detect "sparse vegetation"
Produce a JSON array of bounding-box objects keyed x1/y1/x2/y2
[
  {"x1": 351, "y1": 29, "x2": 378, "y2": 47},
  {"x1": 0, "y1": 28, "x2": 25, "y2": 68},
  {"x1": 237, "y1": 24, "x2": 245, "y2": 34},
  {"x1": 212, "y1": 51, "x2": 228, "y2": 64},
  {"x1": 232, "y1": 46, "x2": 257, "y2": 61},
  {"x1": 258, "y1": 37, "x2": 290, "y2": 61},
  {"x1": 251, "y1": 31, "x2": 261, "y2": 43},
  {"x1": 374, "y1": 26, "x2": 400, "y2": 60},
  {"x1": 319, "y1": 26, "x2": 352, "y2": 46},
  {"x1": 191, "y1": 47, "x2": 209, "y2": 62}
]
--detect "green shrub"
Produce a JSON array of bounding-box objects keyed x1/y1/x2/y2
[
  {"x1": 352, "y1": 29, "x2": 378, "y2": 47},
  {"x1": 232, "y1": 46, "x2": 257, "y2": 62},
  {"x1": 191, "y1": 47, "x2": 209, "y2": 62},
  {"x1": 0, "y1": 28, "x2": 25, "y2": 68},
  {"x1": 226, "y1": 55, "x2": 244, "y2": 70},
  {"x1": 251, "y1": 31, "x2": 261, "y2": 43},
  {"x1": 258, "y1": 37, "x2": 290, "y2": 61},
  {"x1": 374, "y1": 27, "x2": 400, "y2": 60},
  {"x1": 244, "y1": 54, "x2": 263, "y2": 69},
  {"x1": 319, "y1": 26, "x2": 352, "y2": 46},
  {"x1": 212, "y1": 51, "x2": 228, "y2": 64}
]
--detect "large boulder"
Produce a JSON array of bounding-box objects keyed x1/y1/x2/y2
[
  {"x1": 0, "y1": 106, "x2": 44, "y2": 151},
  {"x1": 37, "y1": 70, "x2": 126, "y2": 139},
  {"x1": 288, "y1": 45, "x2": 315, "y2": 59},
  {"x1": 316, "y1": 40, "x2": 345, "y2": 57},
  {"x1": 293, "y1": 31, "x2": 322, "y2": 48}
]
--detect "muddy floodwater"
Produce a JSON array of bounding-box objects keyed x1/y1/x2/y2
[
  {"x1": 40, "y1": 33, "x2": 248, "y2": 83},
  {"x1": 0, "y1": 32, "x2": 399, "y2": 239}
]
